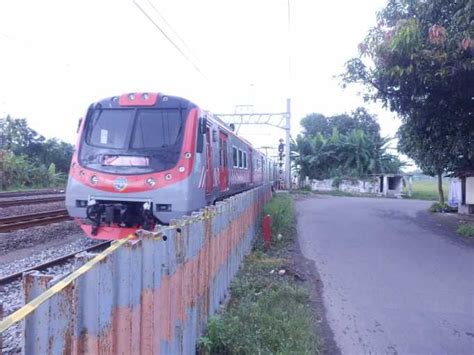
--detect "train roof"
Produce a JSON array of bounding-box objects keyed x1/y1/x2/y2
[{"x1": 92, "y1": 92, "x2": 198, "y2": 110}]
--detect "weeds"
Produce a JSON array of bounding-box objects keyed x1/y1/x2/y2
[
  {"x1": 429, "y1": 202, "x2": 457, "y2": 213},
  {"x1": 457, "y1": 223, "x2": 474, "y2": 237},
  {"x1": 199, "y1": 193, "x2": 319, "y2": 354}
]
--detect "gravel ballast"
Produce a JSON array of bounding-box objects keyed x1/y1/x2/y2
[
  {"x1": 1, "y1": 237, "x2": 101, "y2": 354},
  {"x1": 0, "y1": 198, "x2": 65, "y2": 218},
  {"x1": 0, "y1": 221, "x2": 83, "y2": 255}
]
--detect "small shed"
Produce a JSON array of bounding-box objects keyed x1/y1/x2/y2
[
  {"x1": 455, "y1": 170, "x2": 474, "y2": 215},
  {"x1": 377, "y1": 174, "x2": 412, "y2": 198}
]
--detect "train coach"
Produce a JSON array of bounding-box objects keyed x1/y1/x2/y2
[{"x1": 65, "y1": 92, "x2": 277, "y2": 239}]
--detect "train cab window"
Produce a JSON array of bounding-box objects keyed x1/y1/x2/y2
[
  {"x1": 232, "y1": 146, "x2": 238, "y2": 167},
  {"x1": 238, "y1": 149, "x2": 243, "y2": 168},
  {"x1": 87, "y1": 109, "x2": 133, "y2": 149},
  {"x1": 132, "y1": 110, "x2": 182, "y2": 149},
  {"x1": 243, "y1": 152, "x2": 247, "y2": 169}
]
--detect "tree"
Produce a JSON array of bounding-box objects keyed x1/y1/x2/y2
[
  {"x1": 294, "y1": 108, "x2": 404, "y2": 180},
  {"x1": 342, "y1": 0, "x2": 473, "y2": 203},
  {"x1": 1, "y1": 116, "x2": 74, "y2": 189},
  {"x1": 3, "y1": 116, "x2": 73, "y2": 174}
]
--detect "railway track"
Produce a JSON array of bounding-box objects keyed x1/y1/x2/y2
[
  {"x1": 0, "y1": 189, "x2": 64, "y2": 199},
  {"x1": 0, "y1": 196, "x2": 65, "y2": 208},
  {"x1": 0, "y1": 209, "x2": 72, "y2": 233},
  {"x1": 0, "y1": 241, "x2": 111, "y2": 285}
]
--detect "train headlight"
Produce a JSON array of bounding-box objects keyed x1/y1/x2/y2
[
  {"x1": 128, "y1": 93, "x2": 135, "y2": 100},
  {"x1": 185, "y1": 152, "x2": 192, "y2": 159},
  {"x1": 165, "y1": 173, "x2": 172, "y2": 181},
  {"x1": 90, "y1": 175, "x2": 98, "y2": 184},
  {"x1": 142, "y1": 93, "x2": 149, "y2": 100},
  {"x1": 178, "y1": 166, "x2": 185, "y2": 173},
  {"x1": 146, "y1": 177, "x2": 156, "y2": 187}
]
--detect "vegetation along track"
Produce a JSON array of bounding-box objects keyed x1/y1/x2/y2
[
  {"x1": 0, "y1": 241, "x2": 111, "y2": 285},
  {"x1": 0, "y1": 196, "x2": 65, "y2": 207},
  {"x1": 0, "y1": 209, "x2": 71, "y2": 233}
]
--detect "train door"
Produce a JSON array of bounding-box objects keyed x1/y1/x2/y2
[
  {"x1": 249, "y1": 149, "x2": 254, "y2": 184},
  {"x1": 205, "y1": 127, "x2": 213, "y2": 195},
  {"x1": 218, "y1": 132, "x2": 229, "y2": 192}
]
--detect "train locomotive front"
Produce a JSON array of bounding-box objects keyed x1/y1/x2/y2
[{"x1": 66, "y1": 93, "x2": 207, "y2": 239}]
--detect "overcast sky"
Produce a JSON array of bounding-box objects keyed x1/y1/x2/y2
[{"x1": 0, "y1": 0, "x2": 402, "y2": 159}]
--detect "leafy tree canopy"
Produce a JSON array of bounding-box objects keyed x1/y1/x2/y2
[
  {"x1": 294, "y1": 108, "x2": 404, "y2": 180},
  {"x1": 342, "y1": 0, "x2": 473, "y2": 179},
  {"x1": 2, "y1": 115, "x2": 73, "y2": 173},
  {"x1": 0, "y1": 116, "x2": 74, "y2": 189}
]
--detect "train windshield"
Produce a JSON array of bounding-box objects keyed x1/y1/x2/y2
[
  {"x1": 80, "y1": 108, "x2": 185, "y2": 173},
  {"x1": 86, "y1": 109, "x2": 182, "y2": 149}
]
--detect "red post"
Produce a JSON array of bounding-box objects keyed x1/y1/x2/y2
[{"x1": 263, "y1": 214, "x2": 272, "y2": 249}]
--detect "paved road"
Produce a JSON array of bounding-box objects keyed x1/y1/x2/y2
[{"x1": 296, "y1": 195, "x2": 474, "y2": 355}]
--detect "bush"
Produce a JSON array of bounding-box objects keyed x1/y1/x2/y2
[
  {"x1": 1, "y1": 151, "x2": 65, "y2": 190},
  {"x1": 428, "y1": 202, "x2": 457, "y2": 213},
  {"x1": 457, "y1": 224, "x2": 474, "y2": 237},
  {"x1": 300, "y1": 185, "x2": 312, "y2": 192}
]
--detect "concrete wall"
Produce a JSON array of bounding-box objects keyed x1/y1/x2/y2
[
  {"x1": 309, "y1": 176, "x2": 406, "y2": 198},
  {"x1": 310, "y1": 178, "x2": 380, "y2": 195}
]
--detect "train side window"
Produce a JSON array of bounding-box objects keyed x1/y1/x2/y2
[
  {"x1": 219, "y1": 137, "x2": 223, "y2": 166},
  {"x1": 243, "y1": 152, "x2": 247, "y2": 169},
  {"x1": 223, "y1": 140, "x2": 228, "y2": 167},
  {"x1": 232, "y1": 146, "x2": 238, "y2": 167},
  {"x1": 238, "y1": 149, "x2": 243, "y2": 168}
]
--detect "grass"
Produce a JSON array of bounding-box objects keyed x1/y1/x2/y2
[
  {"x1": 407, "y1": 179, "x2": 448, "y2": 201},
  {"x1": 457, "y1": 224, "x2": 474, "y2": 237},
  {"x1": 199, "y1": 193, "x2": 319, "y2": 355}
]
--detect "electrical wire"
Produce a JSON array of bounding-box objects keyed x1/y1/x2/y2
[
  {"x1": 132, "y1": 0, "x2": 207, "y2": 79},
  {"x1": 145, "y1": 0, "x2": 198, "y2": 62}
]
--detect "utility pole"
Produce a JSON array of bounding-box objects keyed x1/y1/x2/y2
[
  {"x1": 286, "y1": 0, "x2": 292, "y2": 190},
  {"x1": 285, "y1": 98, "x2": 291, "y2": 189}
]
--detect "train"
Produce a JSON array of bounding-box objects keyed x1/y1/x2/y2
[{"x1": 65, "y1": 92, "x2": 277, "y2": 239}]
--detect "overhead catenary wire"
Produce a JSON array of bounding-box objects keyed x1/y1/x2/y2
[
  {"x1": 132, "y1": 0, "x2": 207, "y2": 79},
  {"x1": 145, "y1": 0, "x2": 199, "y2": 64}
]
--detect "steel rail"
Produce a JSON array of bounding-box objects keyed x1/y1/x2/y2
[
  {"x1": 0, "y1": 241, "x2": 112, "y2": 285},
  {"x1": 0, "y1": 189, "x2": 64, "y2": 198},
  {"x1": 0, "y1": 196, "x2": 65, "y2": 208},
  {"x1": 0, "y1": 209, "x2": 71, "y2": 233}
]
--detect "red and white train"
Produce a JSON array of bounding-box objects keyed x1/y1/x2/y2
[{"x1": 65, "y1": 92, "x2": 277, "y2": 239}]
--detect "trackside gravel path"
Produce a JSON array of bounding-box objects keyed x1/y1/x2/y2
[{"x1": 296, "y1": 195, "x2": 474, "y2": 354}]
